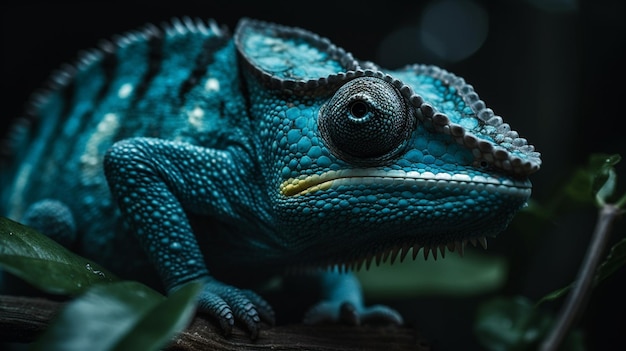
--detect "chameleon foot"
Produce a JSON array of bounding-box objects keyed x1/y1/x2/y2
[
  {"x1": 303, "y1": 300, "x2": 403, "y2": 326},
  {"x1": 192, "y1": 279, "x2": 276, "y2": 339},
  {"x1": 22, "y1": 199, "x2": 76, "y2": 247}
]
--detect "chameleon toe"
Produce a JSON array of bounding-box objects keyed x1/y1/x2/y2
[
  {"x1": 339, "y1": 302, "x2": 360, "y2": 325},
  {"x1": 241, "y1": 289, "x2": 276, "y2": 326},
  {"x1": 303, "y1": 300, "x2": 403, "y2": 327},
  {"x1": 194, "y1": 280, "x2": 273, "y2": 339},
  {"x1": 303, "y1": 301, "x2": 340, "y2": 325},
  {"x1": 228, "y1": 298, "x2": 262, "y2": 339},
  {"x1": 359, "y1": 304, "x2": 404, "y2": 325},
  {"x1": 196, "y1": 291, "x2": 235, "y2": 336}
]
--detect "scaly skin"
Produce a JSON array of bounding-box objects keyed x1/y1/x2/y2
[{"x1": 0, "y1": 17, "x2": 541, "y2": 338}]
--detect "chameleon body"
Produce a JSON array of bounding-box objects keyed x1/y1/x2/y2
[{"x1": 0, "y1": 18, "x2": 541, "y2": 337}]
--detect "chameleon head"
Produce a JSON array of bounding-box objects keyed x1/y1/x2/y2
[{"x1": 235, "y1": 18, "x2": 541, "y2": 268}]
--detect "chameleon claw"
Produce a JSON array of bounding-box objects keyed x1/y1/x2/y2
[
  {"x1": 241, "y1": 289, "x2": 276, "y2": 326},
  {"x1": 192, "y1": 280, "x2": 273, "y2": 339},
  {"x1": 219, "y1": 314, "x2": 234, "y2": 337},
  {"x1": 232, "y1": 301, "x2": 261, "y2": 339},
  {"x1": 196, "y1": 293, "x2": 234, "y2": 336}
]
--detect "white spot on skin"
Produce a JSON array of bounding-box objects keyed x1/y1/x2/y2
[
  {"x1": 118, "y1": 83, "x2": 133, "y2": 99},
  {"x1": 7, "y1": 164, "x2": 33, "y2": 218},
  {"x1": 204, "y1": 78, "x2": 220, "y2": 92},
  {"x1": 80, "y1": 113, "x2": 120, "y2": 176},
  {"x1": 187, "y1": 106, "x2": 205, "y2": 128}
]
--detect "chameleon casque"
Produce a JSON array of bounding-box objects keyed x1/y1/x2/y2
[{"x1": 0, "y1": 17, "x2": 541, "y2": 338}]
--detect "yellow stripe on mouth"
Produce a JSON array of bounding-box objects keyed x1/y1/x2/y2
[{"x1": 279, "y1": 169, "x2": 531, "y2": 197}]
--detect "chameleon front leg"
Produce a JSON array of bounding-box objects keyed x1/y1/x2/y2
[
  {"x1": 302, "y1": 270, "x2": 404, "y2": 326},
  {"x1": 104, "y1": 137, "x2": 274, "y2": 338}
]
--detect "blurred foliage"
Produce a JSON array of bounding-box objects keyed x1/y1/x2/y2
[
  {"x1": 474, "y1": 296, "x2": 585, "y2": 351},
  {"x1": 357, "y1": 250, "x2": 508, "y2": 299},
  {"x1": 474, "y1": 153, "x2": 625, "y2": 351},
  {"x1": 30, "y1": 281, "x2": 200, "y2": 351},
  {"x1": 0, "y1": 218, "x2": 201, "y2": 351},
  {"x1": 0, "y1": 217, "x2": 118, "y2": 295}
]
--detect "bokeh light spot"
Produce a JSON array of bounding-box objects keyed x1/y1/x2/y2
[
  {"x1": 376, "y1": 0, "x2": 488, "y2": 67},
  {"x1": 420, "y1": 0, "x2": 488, "y2": 62}
]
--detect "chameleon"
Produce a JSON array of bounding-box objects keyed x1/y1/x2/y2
[{"x1": 0, "y1": 17, "x2": 541, "y2": 338}]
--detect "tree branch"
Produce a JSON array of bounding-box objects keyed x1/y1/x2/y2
[{"x1": 0, "y1": 295, "x2": 430, "y2": 350}]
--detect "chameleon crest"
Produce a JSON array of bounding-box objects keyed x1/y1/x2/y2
[{"x1": 1, "y1": 17, "x2": 541, "y2": 338}]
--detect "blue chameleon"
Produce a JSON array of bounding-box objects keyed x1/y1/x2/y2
[{"x1": 0, "y1": 17, "x2": 541, "y2": 338}]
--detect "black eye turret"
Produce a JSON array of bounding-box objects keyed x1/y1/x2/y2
[{"x1": 318, "y1": 77, "x2": 414, "y2": 162}]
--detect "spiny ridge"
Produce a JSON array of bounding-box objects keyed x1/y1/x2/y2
[{"x1": 287, "y1": 236, "x2": 489, "y2": 275}]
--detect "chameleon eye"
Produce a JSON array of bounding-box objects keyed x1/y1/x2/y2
[
  {"x1": 319, "y1": 77, "x2": 414, "y2": 161},
  {"x1": 349, "y1": 100, "x2": 369, "y2": 119}
]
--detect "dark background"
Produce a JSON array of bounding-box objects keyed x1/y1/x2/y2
[{"x1": 2, "y1": 1, "x2": 625, "y2": 350}]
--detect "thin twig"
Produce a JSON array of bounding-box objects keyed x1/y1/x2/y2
[{"x1": 540, "y1": 204, "x2": 622, "y2": 351}]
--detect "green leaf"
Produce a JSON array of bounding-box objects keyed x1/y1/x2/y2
[
  {"x1": 475, "y1": 296, "x2": 586, "y2": 351},
  {"x1": 0, "y1": 217, "x2": 118, "y2": 294},
  {"x1": 535, "y1": 284, "x2": 572, "y2": 307},
  {"x1": 563, "y1": 168, "x2": 595, "y2": 205},
  {"x1": 475, "y1": 296, "x2": 552, "y2": 351},
  {"x1": 588, "y1": 154, "x2": 621, "y2": 206},
  {"x1": 561, "y1": 154, "x2": 622, "y2": 207},
  {"x1": 29, "y1": 281, "x2": 200, "y2": 351},
  {"x1": 113, "y1": 281, "x2": 201, "y2": 351},
  {"x1": 594, "y1": 169, "x2": 616, "y2": 206},
  {"x1": 595, "y1": 237, "x2": 626, "y2": 283},
  {"x1": 30, "y1": 281, "x2": 163, "y2": 351}
]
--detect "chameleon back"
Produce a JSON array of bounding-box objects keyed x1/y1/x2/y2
[{"x1": 1, "y1": 18, "x2": 246, "y2": 280}]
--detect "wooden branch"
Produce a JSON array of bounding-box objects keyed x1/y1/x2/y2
[
  {"x1": 0, "y1": 294, "x2": 58, "y2": 342},
  {"x1": 0, "y1": 295, "x2": 430, "y2": 350}
]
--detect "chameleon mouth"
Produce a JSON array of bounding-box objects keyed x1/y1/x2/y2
[
  {"x1": 280, "y1": 169, "x2": 531, "y2": 197},
  {"x1": 288, "y1": 235, "x2": 490, "y2": 274}
]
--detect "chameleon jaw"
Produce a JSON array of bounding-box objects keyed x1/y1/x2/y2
[
  {"x1": 287, "y1": 235, "x2": 490, "y2": 275},
  {"x1": 279, "y1": 169, "x2": 531, "y2": 197}
]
